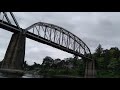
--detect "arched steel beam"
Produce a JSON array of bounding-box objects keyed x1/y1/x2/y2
[{"x1": 25, "y1": 22, "x2": 92, "y2": 59}]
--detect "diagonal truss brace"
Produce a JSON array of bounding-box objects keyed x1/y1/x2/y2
[{"x1": 0, "y1": 12, "x2": 20, "y2": 28}]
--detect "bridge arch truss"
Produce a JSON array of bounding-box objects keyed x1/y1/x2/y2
[{"x1": 25, "y1": 22, "x2": 92, "y2": 59}]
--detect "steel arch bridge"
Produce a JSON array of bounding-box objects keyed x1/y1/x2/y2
[
  {"x1": 0, "y1": 12, "x2": 95, "y2": 78},
  {"x1": 25, "y1": 22, "x2": 92, "y2": 59}
]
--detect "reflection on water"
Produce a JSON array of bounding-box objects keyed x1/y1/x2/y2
[
  {"x1": 22, "y1": 74, "x2": 33, "y2": 78},
  {"x1": 0, "y1": 73, "x2": 8, "y2": 78},
  {"x1": 22, "y1": 74, "x2": 43, "y2": 78},
  {"x1": 0, "y1": 72, "x2": 44, "y2": 78},
  {"x1": 0, "y1": 72, "x2": 82, "y2": 78}
]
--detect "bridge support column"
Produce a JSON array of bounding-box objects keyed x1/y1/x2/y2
[
  {"x1": 84, "y1": 60, "x2": 96, "y2": 78},
  {"x1": 1, "y1": 32, "x2": 26, "y2": 70}
]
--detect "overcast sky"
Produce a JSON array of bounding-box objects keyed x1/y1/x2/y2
[{"x1": 0, "y1": 12, "x2": 120, "y2": 65}]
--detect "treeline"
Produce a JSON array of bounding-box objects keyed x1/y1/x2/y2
[
  {"x1": 93, "y1": 44, "x2": 120, "y2": 78},
  {"x1": 23, "y1": 56, "x2": 85, "y2": 77},
  {"x1": 0, "y1": 56, "x2": 85, "y2": 77}
]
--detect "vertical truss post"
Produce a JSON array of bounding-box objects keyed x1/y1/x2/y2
[
  {"x1": 59, "y1": 30, "x2": 61, "y2": 45},
  {"x1": 44, "y1": 26, "x2": 47, "y2": 38},
  {"x1": 49, "y1": 28, "x2": 52, "y2": 41},
  {"x1": 54, "y1": 29, "x2": 56, "y2": 42},
  {"x1": 73, "y1": 36, "x2": 76, "y2": 51}
]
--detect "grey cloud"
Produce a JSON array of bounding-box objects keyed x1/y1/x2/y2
[
  {"x1": 25, "y1": 38, "x2": 72, "y2": 64},
  {"x1": 1, "y1": 12, "x2": 120, "y2": 65},
  {"x1": 0, "y1": 30, "x2": 12, "y2": 61}
]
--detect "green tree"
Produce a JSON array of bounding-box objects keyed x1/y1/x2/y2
[
  {"x1": 102, "y1": 49, "x2": 111, "y2": 69},
  {"x1": 42, "y1": 56, "x2": 54, "y2": 68},
  {"x1": 95, "y1": 44, "x2": 103, "y2": 58},
  {"x1": 109, "y1": 47, "x2": 120, "y2": 59},
  {"x1": 96, "y1": 57, "x2": 105, "y2": 69},
  {"x1": 107, "y1": 58, "x2": 118, "y2": 71}
]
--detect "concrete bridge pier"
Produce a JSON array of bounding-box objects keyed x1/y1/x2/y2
[
  {"x1": 0, "y1": 32, "x2": 26, "y2": 77},
  {"x1": 84, "y1": 60, "x2": 96, "y2": 78}
]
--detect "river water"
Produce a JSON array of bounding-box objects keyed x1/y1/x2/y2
[
  {"x1": 0, "y1": 72, "x2": 82, "y2": 78},
  {"x1": 0, "y1": 72, "x2": 43, "y2": 78}
]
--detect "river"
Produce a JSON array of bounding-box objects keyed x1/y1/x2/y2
[
  {"x1": 0, "y1": 72, "x2": 43, "y2": 78},
  {"x1": 0, "y1": 72, "x2": 82, "y2": 78}
]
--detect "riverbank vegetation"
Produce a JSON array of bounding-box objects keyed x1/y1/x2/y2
[
  {"x1": 23, "y1": 56, "x2": 85, "y2": 77},
  {"x1": 23, "y1": 44, "x2": 120, "y2": 78},
  {"x1": 94, "y1": 44, "x2": 120, "y2": 78},
  {"x1": 1, "y1": 44, "x2": 120, "y2": 78}
]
